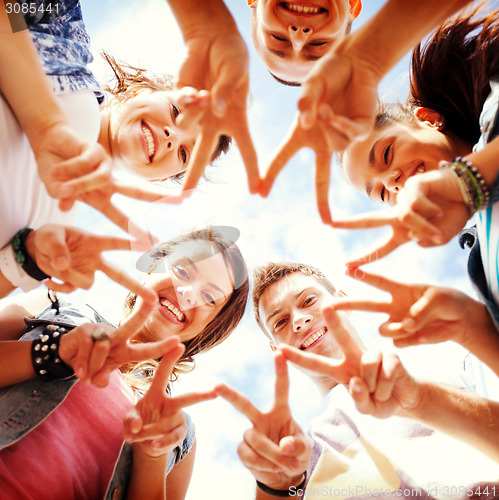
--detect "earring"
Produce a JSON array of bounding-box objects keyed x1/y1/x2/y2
[{"x1": 436, "y1": 121, "x2": 444, "y2": 129}]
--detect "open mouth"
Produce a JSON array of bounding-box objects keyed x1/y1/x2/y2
[
  {"x1": 280, "y1": 2, "x2": 326, "y2": 15},
  {"x1": 159, "y1": 296, "x2": 185, "y2": 323},
  {"x1": 300, "y1": 327, "x2": 327, "y2": 349},
  {"x1": 141, "y1": 120, "x2": 156, "y2": 163}
]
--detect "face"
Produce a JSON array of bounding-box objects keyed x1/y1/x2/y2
[
  {"x1": 343, "y1": 121, "x2": 459, "y2": 205},
  {"x1": 135, "y1": 240, "x2": 235, "y2": 344},
  {"x1": 109, "y1": 90, "x2": 198, "y2": 181},
  {"x1": 250, "y1": 0, "x2": 359, "y2": 83},
  {"x1": 258, "y1": 273, "x2": 345, "y2": 360}
]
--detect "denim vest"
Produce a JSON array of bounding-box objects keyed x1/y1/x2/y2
[
  {"x1": 24, "y1": 0, "x2": 103, "y2": 100},
  {"x1": 459, "y1": 78, "x2": 499, "y2": 330},
  {"x1": 0, "y1": 300, "x2": 195, "y2": 500}
]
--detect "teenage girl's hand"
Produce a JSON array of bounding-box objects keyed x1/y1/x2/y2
[
  {"x1": 175, "y1": 30, "x2": 260, "y2": 195},
  {"x1": 280, "y1": 306, "x2": 421, "y2": 419},
  {"x1": 59, "y1": 299, "x2": 174, "y2": 387},
  {"x1": 123, "y1": 342, "x2": 217, "y2": 458},
  {"x1": 25, "y1": 223, "x2": 156, "y2": 298},
  {"x1": 260, "y1": 46, "x2": 380, "y2": 225},
  {"x1": 333, "y1": 169, "x2": 470, "y2": 267},
  {"x1": 215, "y1": 353, "x2": 310, "y2": 491}
]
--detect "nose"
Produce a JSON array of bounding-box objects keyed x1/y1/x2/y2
[
  {"x1": 163, "y1": 127, "x2": 177, "y2": 151},
  {"x1": 384, "y1": 168, "x2": 402, "y2": 193},
  {"x1": 176, "y1": 285, "x2": 197, "y2": 308},
  {"x1": 288, "y1": 24, "x2": 313, "y2": 51},
  {"x1": 292, "y1": 312, "x2": 312, "y2": 332}
]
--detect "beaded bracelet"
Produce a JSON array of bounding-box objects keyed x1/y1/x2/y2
[
  {"x1": 256, "y1": 471, "x2": 307, "y2": 497},
  {"x1": 439, "y1": 157, "x2": 491, "y2": 215},
  {"x1": 12, "y1": 228, "x2": 50, "y2": 281},
  {"x1": 31, "y1": 324, "x2": 75, "y2": 379}
]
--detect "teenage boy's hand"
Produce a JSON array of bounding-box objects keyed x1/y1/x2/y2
[{"x1": 215, "y1": 353, "x2": 310, "y2": 491}]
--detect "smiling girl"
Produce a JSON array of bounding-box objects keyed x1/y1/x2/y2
[{"x1": 0, "y1": 226, "x2": 248, "y2": 500}]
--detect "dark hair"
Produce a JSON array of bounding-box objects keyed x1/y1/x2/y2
[
  {"x1": 408, "y1": 5, "x2": 499, "y2": 144},
  {"x1": 123, "y1": 227, "x2": 249, "y2": 382},
  {"x1": 100, "y1": 52, "x2": 231, "y2": 179},
  {"x1": 252, "y1": 262, "x2": 336, "y2": 334}
]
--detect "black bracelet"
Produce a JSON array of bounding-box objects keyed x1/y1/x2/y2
[
  {"x1": 31, "y1": 325, "x2": 75, "y2": 379},
  {"x1": 12, "y1": 228, "x2": 50, "y2": 281},
  {"x1": 256, "y1": 471, "x2": 307, "y2": 497}
]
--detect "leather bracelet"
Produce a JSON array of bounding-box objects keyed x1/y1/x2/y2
[
  {"x1": 256, "y1": 471, "x2": 307, "y2": 497},
  {"x1": 31, "y1": 324, "x2": 75, "y2": 379},
  {"x1": 12, "y1": 228, "x2": 50, "y2": 281}
]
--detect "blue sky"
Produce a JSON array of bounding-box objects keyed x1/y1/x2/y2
[{"x1": 70, "y1": 1, "x2": 499, "y2": 498}]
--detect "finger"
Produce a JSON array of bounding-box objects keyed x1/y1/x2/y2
[
  {"x1": 327, "y1": 114, "x2": 372, "y2": 145},
  {"x1": 148, "y1": 343, "x2": 185, "y2": 394},
  {"x1": 176, "y1": 100, "x2": 209, "y2": 131},
  {"x1": 99, "y1": 259, "x2": 156, "y2": 304},
  {"x1": 344, "y1": 267, "x2": 402, "y2": 293},
  {"x1": 113, "y1": 179, "x2": 186, "y2": 204},
  {"x1": 260, "y1": 123, "x2": 301, "y2": 197},
  {"x1": 374, "y1": 353, "x2": 399, "y2": 402},
  {"x1": 331, "y1": 298, "x2": 391, "y2": 314},
  {"x1": 321, "y1": 305, "x2": 363, "y2": 360},
  {"x1": 58, "y1": 196, "x2": 76, "y2": 212},
  {"x1": 315, "y1": 148, "x2": 333, "y2": 225},
  {"x1": 131, "y1": 415, "x2": 186, "y2": 443},
  {"x1": 215, "y1": 383, "x2": 262, "y2": 425},
  {"x1": 237, "y1": 439, "x2": 284, "y2": 474},
  {"x1": 182, "y1": 130, "x2": 219, "y2": 193},
  {"x1": 402, "y1": 293, "x2": 434, "y2": 332},
  {"x1": 332, "y1": 208, "x2": 399, "y2": 230},
  {"x1": 71, "y1": 327, "x2": 97, "y2": 380},
  {"x1": 349, "y1": 377, "x2": 375, "y2": 414},
  {"x1": 167, "y1": 389, "x2": 217, "y2": 412},
  {"x1": 45, "y1": 279, "x2": 76, "y2": 294},
  {"x1": 112, "y1": 299, "x2": 157, "y2": 341},
  {"x1": 234, "y1": 123, "x2": 260, "y2": 194},
  {"x1": 298, "y1": 77, "x2": 324, "y2": 129},
  {"x1": 48, "y1": 269, "x2": 93, "y2": 290},
  {"x1": 210, "y1": 62, "x2": 240, "y2": 117},
  {"x1": 379, "y1": 321, "x2": 415, "y2": 340},
  {"x1": 86, "y1": 338, "x2": 112, "y2": 384},
  {"x1": 359, "y1": 351, "x2": 382, "y2": 394},
  {"x1": 273, "y1": 353, "x2": 290, "y2": 409},
  {"x1": 399, "y1": 210, "x2": 444, "y2": 241},
  {"x1": 345, "y1": 231, "x2": 410, "y2": 268},
  {"x1": 279, "y1": 435, "x2": 309, "y2": 462},
  {"x1": 123, "y1": 407, "x2": 144, "y2": 436},
  {"x1": 51, "y1": 144, "x2": 106, "y2": 180},
  {"x1": 62, "y1": 160, "x2": 113, "y2": 196},
  {"x1": 36, "y1": 225, "x2": 70, "y2": 271},
  {"x1": 126, "y1": 336, "x2": 186, "y2": 365}
]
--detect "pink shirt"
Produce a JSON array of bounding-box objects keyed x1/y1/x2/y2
[{"x1": 0, "y1": 372, "x2": 134, "y2": 500}]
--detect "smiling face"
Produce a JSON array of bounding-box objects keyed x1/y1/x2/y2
[
  {"x1": 250, "y1": 0, "x2": 361, "y2": 83},
  {"x1": 258, "y1": 273, "x2": 344, "y2": 360},
  {"x1": 342, "y1": 118, "x2": 469, "y2": 205},
  {"x1": 107, "y1": 90, "x2": 198, "y2": 181},
  {"x1": 135, "y1": 240, "x2": 235, "y2": 344}
]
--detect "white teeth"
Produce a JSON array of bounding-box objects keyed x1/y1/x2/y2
[
  {"x1": 141, "y1": 122, "x2": 155, "y2": 161},
  {"x1": 160, "y1": 297, "x2": 185, "y2": 322},
  {"x1": 286, "y1": 3, "x2": 319, "y2": 14},
  {"x1": 301, "y1": 327, "x2": 326, "y2": 349},
  {"x1": 416, "y1": 165, "x2": 425, "y2": 174}
]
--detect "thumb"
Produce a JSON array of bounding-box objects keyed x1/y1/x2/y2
[
  {"x1": 401, "y1": 293, "x2": 434, "y2": 332},
  {"x1": 298, "y1": 76, "x2": 325, "y2": 129},
  {"x1": 37, "y1": 226, "x2": 71, "y2": 271},
  {"x1": 210, "y1": 63, "x2": 236, "y2": 117}
]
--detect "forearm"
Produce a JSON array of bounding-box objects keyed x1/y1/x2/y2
[
  {"x1": 465, "y1": 136, "x2": 499, "y2": 189},
  {"x1": 0, "y1": 7, "x2": 68, "y2": 150},
  {"x1": 0, "y1": 271, "x2": 15, "y2": 299},
  {"x1": 126, "y1": 445, "x2": 168, "y2": 500},
  {"x1": 0, "y1": 341, "x2": 36, "y2": 387},
  {"x1": 166, "y1": 0, "x2": 238, "y2": 40},
  {"x1": 337, "y1": 0, "x2": 472, "y2": 78},
  {"x1": 408, "y1": 381, "x2": 499, "y2": 462}
]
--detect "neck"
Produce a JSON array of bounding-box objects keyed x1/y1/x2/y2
[
  {"x1": 98, "y1": 109, "x2": 113, "y2": 157},
  {"x1": 314, "y1": 375, "x2": 339, "y2": 396}
]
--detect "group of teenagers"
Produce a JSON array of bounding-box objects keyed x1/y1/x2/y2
[{"x1": 1, "y1": 0, "x2": 499, "y2": 498}]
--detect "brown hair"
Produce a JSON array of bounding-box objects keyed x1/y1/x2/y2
[
  {"x1": 101, "y1": 52, "x2": 231, "y2": 179},
  {"x1": 408, "y1": 5, "x2": 499, "y2": 145},
  {"x1": 122, "y1": 227, "x2": 249, "y2": 384},
  {"x1": 252, "y1": 262, "x2": 336, "y2": 334}
]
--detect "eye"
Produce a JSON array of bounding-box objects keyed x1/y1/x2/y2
[
  {"x1": 380, "y1": 186, "x2": 386, "y2": 202},
  {"x1": 202, "y1": 291, "x2": 216, "y2": 306},
  {"x1": 308, "y1": 41, "x2": 327, "y2": 46},
  {"x1": 271, "y1": 34, "x2": 287, "y2": 42},
  {"x1": 383, "y1": 144, "x2": 391, "y2": 165},
  {"x1": 274, "y1": 318, "x2": 287, "y2": 331},
  {"x1": 303, "y1": 296, "x2": 316, "y2": 307},
  {"x1": 172, "y1": 265, "x2": 189, "y2": 280},
  {"x1": 171, "y1": 103, "x2": 180, "y2": 123},
  {"x1": 179, "y1": 146, "x2": 187, "y2": 164}
]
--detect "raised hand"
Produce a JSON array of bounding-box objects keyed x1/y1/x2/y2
[
  {"x1": 25, "y1": 223, "x2": 156, "y2": 299},
  {"x1": 123, "y1": 342, "x2": 216, "y2": 458},
  {"x1": 215, "y1": 353, "x2": 310, "y2": 491},
  {"x1": 175, "y1": 31, "x2": 259, "y2": 195},
  {"x1": 333, "y1": 169, "x2": 470, "y2": 267},
  {"x1": 59, "y1": 298, "x2": 174, "y2": 387},
  {"x1": 333, "y1": 268, "x2": 493, "y2": 348},
  {"x1": 260, "y1": 44, "x2": 380, "y2": 225}
]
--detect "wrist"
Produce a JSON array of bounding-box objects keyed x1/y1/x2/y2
[{"x1": 256, "y1": 471, "x2": 307, "y2": 497}]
